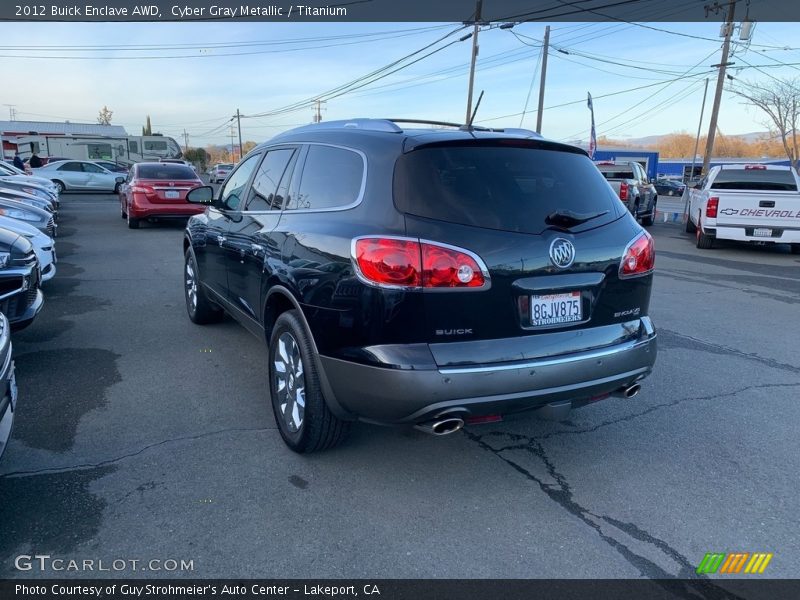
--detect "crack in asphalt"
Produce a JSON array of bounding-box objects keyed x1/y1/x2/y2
[
  {"x1": 0, "y1": 426, "x2": 271, "y2": 479},
  {"x1": 464, "y1": 429, "x2": 746, "y2": 599},
  {"x1": 657, "y1": 329, "x2": 800, "y2": 374},
  {"x1": 485, "y1": 382, "x2": 800, "y2": 442}
]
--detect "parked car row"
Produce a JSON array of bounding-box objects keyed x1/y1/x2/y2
[{"x1": 0, "y1": 165, "x2": 60, "y2": 461}]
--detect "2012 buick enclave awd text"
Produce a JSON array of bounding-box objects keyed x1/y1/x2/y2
[{"x1": 182, "y1": 119, "x2": 657, "y2": 453}]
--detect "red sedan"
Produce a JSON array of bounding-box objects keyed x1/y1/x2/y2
[{"x1": 119, "y1": 162, "x2": 205, "y2": 229}]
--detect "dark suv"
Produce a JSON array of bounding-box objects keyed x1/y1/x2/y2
[{"x1": 183, "y1": 119, "x2": 657, "y2": 453}]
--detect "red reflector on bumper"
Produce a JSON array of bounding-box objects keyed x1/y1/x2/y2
[{"x1": 464, "y1": 415, "x2": 503, "y2": 425}]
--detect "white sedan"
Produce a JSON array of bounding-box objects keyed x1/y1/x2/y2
[
  {"x1": 0, "y1": 215, "x2": 56, "y2": 282},
  {"x1": 33, "y1": 160, "x2": 125, "y2": 194}
]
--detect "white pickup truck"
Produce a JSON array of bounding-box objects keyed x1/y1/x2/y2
[{"x1": 687, "y1": 164, "x2": 800, "y2": 253}]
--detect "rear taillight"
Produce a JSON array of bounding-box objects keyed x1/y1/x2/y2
[
  {"x1": 619, "y1": 182, "x2": 628, "y2": 201},
  {"x1": 619, "y1": 231, "x2": 655, "y2": 279},
  {"x1": 353, "y1": 237, "x2": 488, "y2": 290},
  {"x1": 130, "y1": 185, "x2": 155, "y2": 195},
  {"x1": 706, "y1": 196, "x2": 719, "y2": 219}
]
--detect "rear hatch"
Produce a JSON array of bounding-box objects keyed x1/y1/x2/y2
[
  {"x1": 393, "y1": 139, "x2": 652, "y2": 364},
  {"x1": 709, "y1": 167, "x2": 800, "y2": 235},
  {"x1": 135, "y1": 163, "x2": 200, "y2": 203}
]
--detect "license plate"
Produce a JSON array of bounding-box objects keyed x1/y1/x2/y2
[
  {"x1": 9, "y1": 367, "x2": 17, "y2": 410},
  {"x1": 165, "y1": 190, "x2": 180, "y2": 199},
  {"x1": 753, "y1": 228, "x2": 772, "y2": 237},
  {"x1": 531, "y1": 292, "x2": 582, "y2": 327}
]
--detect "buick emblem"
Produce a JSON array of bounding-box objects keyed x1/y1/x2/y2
[{"x1": 549, "y1": 238, "x2": 575, "y2": 269}]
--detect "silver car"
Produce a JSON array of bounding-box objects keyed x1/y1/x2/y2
[
  {"x1": 0, "y1": 179, "x2": 58, "y2": 207},
  {"x1": 0, "y1": 198, "x2": 56, "y2": 238},
  {"x1": 0, "y1": 162, "x2": 60, "y2": 197},
  {"x1": 33, "y1": 160, "x2": 125, "y2": 194},
  {"x1": 0, "y1": 188, "x2": 56, "y2": 216},
  {"x1": 0, "y1": 215, "x2": 56, "y2": 282}
]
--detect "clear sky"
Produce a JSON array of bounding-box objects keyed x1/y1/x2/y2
[{"x1": 0, "y1": 19, "x2": 798, "y2": 147}]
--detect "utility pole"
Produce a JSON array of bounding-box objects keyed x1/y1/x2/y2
[
  {"x1": 3, "y1": 105, "x2": 16, "y2": 121},
  {"x1": 229, "y1": 126, "x2": 236, "y2": 163},
  {"x1": 182, "y1": 129, "x2": 189, "y2": 152},
  {"x1": 236, "y1": 108, "x2": 243, "y2": 160},
  {"x1": 464, "y1": 0, "x2": 483, "y2": 125},
  {"x1": 701, "y1": 0, "x2": 736, "y2": 175},
  {"x1": 535, "y1": 25, "x2": 550, "y2": 134},
  {"x1": 688, "y1": 78, "x2": 710, "y2": 185}
]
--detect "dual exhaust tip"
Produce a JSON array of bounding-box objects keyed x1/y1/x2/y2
[{"x1": 415, "y1": 383, "x2": 642, "y2": 435}]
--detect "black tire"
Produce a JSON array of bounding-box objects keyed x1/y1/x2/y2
[
  {"x1": 184, "y1": 249, "x2": 223, "y2": 324},
  {"x1": 268, "y1": 309, "x2": 350, "y2": 453},
  {"x1": 120, "y1": 203, "x2": 127, "y2": 219},
  {"x1": 127, "y1": 212, "x2": 140, "y2": 229},
  {"x1": 53, "y1": 180, "x2": 65, "y2": 194},
  {"x1": 685, "y1": 216, "x2": 696, "y2": 233},
  {"x1": 641, "y1": 199, "x2": 656, "y2": 227},
  {"x1": 790, "y1": 244, "x2": 800, "y2": 255},
  {"x1": 696, "y1": 227, "x2": 714, "y2": 249},
  {"x1": 114, "y1": 182, "x2": 121, "y2": 194}
]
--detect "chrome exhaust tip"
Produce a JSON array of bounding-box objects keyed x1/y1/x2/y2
[
  {"x1": 624, "y1": 383, "x2": 641, "y2": 398},
  {"x1": 415, "y1": 416, "x2": 465, "y2": 436}
]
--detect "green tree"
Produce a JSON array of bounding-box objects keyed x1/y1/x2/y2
[
  {"x1": 142, "y1": 115, "x2": 152, "y2": 136},
  {"x1": 184, "y1": 147, "x2": 210, "y2": 171}
]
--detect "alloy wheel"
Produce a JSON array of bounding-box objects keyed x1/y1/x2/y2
[
  {"x1": 185, "y1": 259, "x2": 198, "y2": 313},
  {"x1": 273, "y1": 332, "x2": 305, "y2": 433}
]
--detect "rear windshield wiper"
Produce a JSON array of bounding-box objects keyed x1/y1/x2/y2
[{"x1": 545, "y1": 209, "x2": 609, "y2": 228}]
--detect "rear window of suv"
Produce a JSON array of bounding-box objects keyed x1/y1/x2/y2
[
  {"x1": 394, "y1": 143, "x2": 622, "y2": 235},
  {"x1": 137, "y1": 164, "x2": 197, "y2": 180},
  {"x1": 710, "y1": 169, "x2": 798, "y2": 191}
]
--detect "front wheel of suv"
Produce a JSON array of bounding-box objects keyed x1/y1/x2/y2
[
  {"x1": 184, "y1": 250, "x2": 223, "y2": 324},
  {"x1": 269, "y1": 310, "x2": 350, "y2": 453}
]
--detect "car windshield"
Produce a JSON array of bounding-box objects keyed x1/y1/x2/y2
[
  {"x1": 137, "y1": 164, "x2": 197, "y2": 180},
  {"x1": 710, "y1": 168, "x2": 798, "y2": 191},
  {"x1": 394, "y1": 143, "x2": 622, "y2": 235},
  {"x1": 219, "y1": 164, "x2": 233, "y2": 170}
]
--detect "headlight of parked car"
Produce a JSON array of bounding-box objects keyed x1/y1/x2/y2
[
  {"x1": 0, "y1": 208, "x2": 38, "y2": 222},
  {"x1": 0, "y1": 252, "x2": 10, "y2": 268}
]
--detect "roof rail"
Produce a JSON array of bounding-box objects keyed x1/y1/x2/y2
[
  {"x1": 273, "y1": 118, "x2": 543, "y2": 139},
  {"x1": 276, "y1": 119, "x2": 402, "y2": 136}
]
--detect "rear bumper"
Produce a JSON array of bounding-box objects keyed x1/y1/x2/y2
[
  {"x1": 320, "y1": 317, "x2": 658, "y2": 424},
  {"x1": 711, "y1": 224, "x2": 800, "y2": 244},
  {"x1": 129, "y1": 198, "x2": 205, "y2": 219}
]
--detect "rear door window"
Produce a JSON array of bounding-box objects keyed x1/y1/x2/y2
[
  {"x1": 287, "y1": 145, "x2": 364, "y2": 211},
  {"x1": 394, "y1": 143, "x2": 622, "y2": 235}
]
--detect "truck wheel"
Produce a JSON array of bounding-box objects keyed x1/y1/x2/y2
[
  {"x1": 696, "y1": 227, "x2": 714, "y2": 249},
  {"x1": 641, "y1": 200, "x2": 656, "y2": 227},
  {"x1": 685, "y1": 216, "x2": 696, "y2": 233},
  {"x1": 269, "y1": 309, "x2": 350, "y2": 453}
]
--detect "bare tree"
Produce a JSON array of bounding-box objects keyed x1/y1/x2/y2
[
  {"x1": 97, "y1": 105, "x2": 114, "y2": 125},
  {"x1": 731, "y1": 77, "x2": 799, "y2": 171}
]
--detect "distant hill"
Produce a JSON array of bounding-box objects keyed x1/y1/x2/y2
[{"x1": 623, "y1": 131, "x2": 777, "y2": 147}]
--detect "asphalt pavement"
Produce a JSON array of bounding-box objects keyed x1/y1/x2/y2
[{"x1": 0, "y1": 193, "x2": 798, "y2": 585}]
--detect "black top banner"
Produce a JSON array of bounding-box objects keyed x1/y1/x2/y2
[{"x1": 2, "y1": 0, "x2": 799, "y2": 23}]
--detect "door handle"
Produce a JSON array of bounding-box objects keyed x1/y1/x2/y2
[{"x1": 216, "y1": 235, "x2": 226, "y2": 246}]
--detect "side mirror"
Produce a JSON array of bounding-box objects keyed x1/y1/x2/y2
[
  {"x1": 115, "y1": 177, "x2": 125, "y2": 184},
  {"x1": 187, "y1": 185, "x2": 215, "y2": 204}
]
